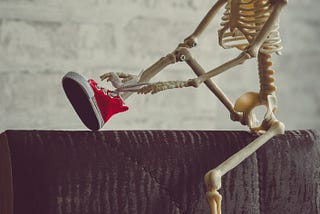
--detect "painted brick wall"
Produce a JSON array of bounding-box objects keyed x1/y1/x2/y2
[{"x1": 0, "y1": 0, "x2": 319, "y2": 132}]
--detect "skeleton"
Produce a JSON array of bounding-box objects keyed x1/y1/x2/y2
[{"x1": 101, "y1": 0, "x2": 288, "y2": 213}]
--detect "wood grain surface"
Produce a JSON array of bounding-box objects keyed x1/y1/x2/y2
[{"x1": 1, "y1": 130, "x2": 319, "y2": 214}]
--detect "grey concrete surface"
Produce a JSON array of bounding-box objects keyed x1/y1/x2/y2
[{"x1": 0, "y1": 0, "x2": 319, "y2": 132}]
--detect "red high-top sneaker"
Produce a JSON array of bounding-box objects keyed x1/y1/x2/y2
[{"x1": 62, "y1": 72, "x2": 128, "y2": 130}]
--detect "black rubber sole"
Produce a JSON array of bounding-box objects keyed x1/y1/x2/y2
[{"x1": 62, "y1": 78, "x2": 100, "y2": 131}]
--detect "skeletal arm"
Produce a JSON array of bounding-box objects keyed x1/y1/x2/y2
[
  {"x1": 136, "y1": 0, "x2": 288, "y2": 91},
  {"x1": 182, "y1": 0, "x2": 227, "y2": 48},
  {"x1": 104, "y1": 0, "x2": 227, "y2": 100},
  {"x1": 123, "y1": 0, "x2": 243, "y2": 120},
  {"x1": 121, "y1": 53, "x2": 177, "y2": 99}
]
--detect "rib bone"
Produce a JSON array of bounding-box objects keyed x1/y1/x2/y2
[{"x1": 219, "y1": 0, "x2": 282, "y2": 55}]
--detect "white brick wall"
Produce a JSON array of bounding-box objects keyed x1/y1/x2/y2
[{"x1": 0, "y1": 0, "x2": 319, "y2": 132}]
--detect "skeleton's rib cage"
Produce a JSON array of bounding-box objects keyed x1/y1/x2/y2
[{"x1": 219, "y1": 0, "x2": 282, "y2": 55}]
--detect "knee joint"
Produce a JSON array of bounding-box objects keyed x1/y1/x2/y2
[{"x1": 204, "y1": 169, "x2": 222, "y2": 191}]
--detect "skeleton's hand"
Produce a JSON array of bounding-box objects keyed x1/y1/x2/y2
[
  {"x1": 100, "y1": 72, "x2": 150, "y2": 93},
  {"x1": 100, "y1": 72, "x2": 135, "y2": 84}
]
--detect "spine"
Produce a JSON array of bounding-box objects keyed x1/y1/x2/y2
[{"x1": 258, "y1": 52, "x2": 276, "y2": 100}]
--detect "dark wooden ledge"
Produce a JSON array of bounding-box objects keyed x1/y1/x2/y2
[{"x1": 1, "y1": 130, "x2": 319, "y2": 214}]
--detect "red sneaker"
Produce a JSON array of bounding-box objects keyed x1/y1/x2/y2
[{"x1": 62, "y1": 72, "x2": 128, "y2": 130}]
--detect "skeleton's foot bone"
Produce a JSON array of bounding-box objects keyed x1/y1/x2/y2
[
  {"x1": 206, "y1": 190, "x2": 222, "y2": 214},
  {"x1": 205, "y1": 175, "x2": 222, "y2": 214},
  {"x1": 137, "y1": 80, "x2": 191, "y2": 94},
  {"x1": 204, "y1": 120, "x2": 285, "y2": 214}
]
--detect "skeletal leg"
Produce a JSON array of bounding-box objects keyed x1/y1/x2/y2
[
  {"x1": 206, "y1": 182, "x2": 222, "y2": 214},
  {"x1": 99, "y1": 46, "x2": 244, "y2": 123},
  {"x1": 204, "y1": 120, "x2": 285, "y2": 214}
]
